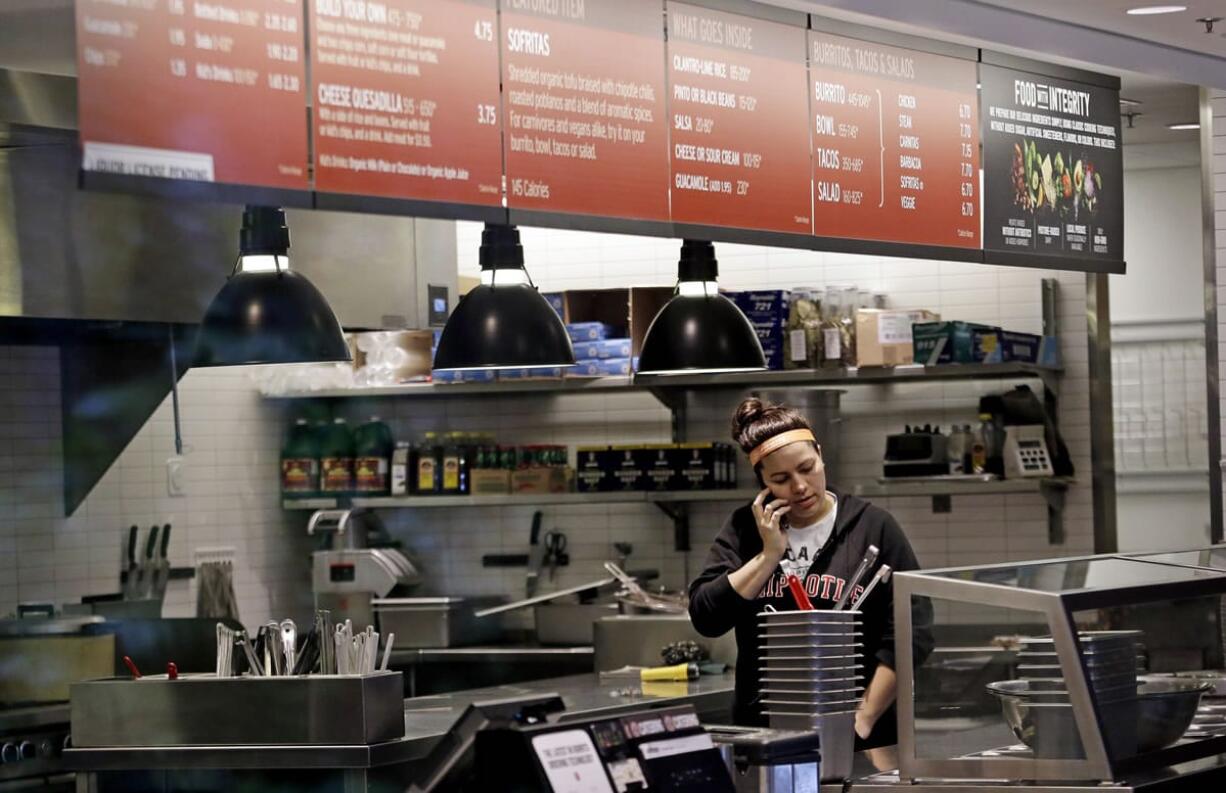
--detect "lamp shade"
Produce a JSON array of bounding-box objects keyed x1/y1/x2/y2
[
  {"x1": 432, "y1": 224, "x2": 575, "y2": 370},
  {"x1": 193, "y1": 207, "x2": 350, "y2": 367},
  {"x1": 636, "y1": 240, "x2": 766, "y2": 375}
]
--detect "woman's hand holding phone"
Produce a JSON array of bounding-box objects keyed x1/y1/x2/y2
[{"x1": 753, "y1": 488, "x2": 791, "y2": 563}]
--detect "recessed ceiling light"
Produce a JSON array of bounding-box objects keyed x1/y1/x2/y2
[
  {"x1": 1126, "y1": 5, "x2": 1188, "y2": 14},
  {"x1": 1167, "y1": 121, "x2": 1200, "y2": 130}
]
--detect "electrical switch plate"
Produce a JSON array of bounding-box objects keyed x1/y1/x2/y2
[{"x1": 166, "y1": 455, "x2": 186, "y2": 497}]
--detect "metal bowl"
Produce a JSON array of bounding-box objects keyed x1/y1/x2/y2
[{"x1": 986, "y1": 677, "x2": 1212, "y2": 757}]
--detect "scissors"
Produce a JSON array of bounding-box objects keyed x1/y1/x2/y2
[{"x1": 543, "y1": 531, "x2": 568, "y2": 581}]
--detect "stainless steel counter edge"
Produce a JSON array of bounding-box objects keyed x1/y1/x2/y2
[
  {"x1": 63, "y1": 672, "x2": 736, "y2": 772},
  {"x1": 389, "y1": 645, "x2": 594, "y2": 663}
]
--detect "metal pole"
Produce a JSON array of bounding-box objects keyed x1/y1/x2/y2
[
  {"x1": 168, "y1": 325, "x2": 184, "y2": 456},
  {"x1": 1200, "y1": 87, "x2": 1223, "y2": 543},
  {"x1": 1087, "y1": 273, "x2": 1117, "y2": 553}
]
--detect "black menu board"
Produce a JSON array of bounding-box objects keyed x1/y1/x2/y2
[{"x1": 981, "y1": 62, "x2": 1123, "y2": 266}]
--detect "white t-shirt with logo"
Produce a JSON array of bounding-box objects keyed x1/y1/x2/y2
[{"x1": 780, "y1": 493, "x2": 838, "y2": 579}]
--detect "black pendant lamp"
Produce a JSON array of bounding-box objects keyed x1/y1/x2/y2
[
  {"x1": 637, "y1": 240, "x2": 766, "y2": 375},
  {"x1": 433, "y1": 223, "x2": 575, "y2": 371},
  {"x1": 194, "y1": 206, "x2": 351, "y2": 367}
]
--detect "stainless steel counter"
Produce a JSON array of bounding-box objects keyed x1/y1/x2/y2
[
  {"x1": 390, "y1": 645, "x2": 593, "y2": 664},
  {"x1": 64, "y1": 672, "x2": 735, "y2": 772}
]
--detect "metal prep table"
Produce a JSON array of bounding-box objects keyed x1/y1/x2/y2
[
  {"x1": 389, "y1": 644, "x2": 595, "y2": 697},
  {"x1": 65, "y1": 672, "x2": 736, "y2": 792}
]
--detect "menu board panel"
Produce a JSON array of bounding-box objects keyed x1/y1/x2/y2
[
  {"x1": 808, "y1": 31, "x2": 980, "y2": 248},
  {"x1": 310, "y1": 0, "x2": 502, "y2": 205},
  {"x1": 501, "y1": 0, "x2": 669, "y2": 221},
  {"x1": 981, "y1": 64, "x2": 1123, "y2": 261},
  {"x1": 76, "y1": 0, "x2": 308, "y2": 190},
  {"x1": 666, "y1": 5, "x2": 810, "y2": 234}
]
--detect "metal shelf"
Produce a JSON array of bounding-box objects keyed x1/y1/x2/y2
[
  {"x1": 262, "y1": 363, "x2": 1060, "y2": 400},
  {"x1": 284, "y1": 480, "x2": 1071, "y2": 511},
  {"x1": 284, "y1": 489, "x2": 762, "y2": 511},
  {"x1": 851, "y1": 477, "x2": 1072, "y2": 498}
]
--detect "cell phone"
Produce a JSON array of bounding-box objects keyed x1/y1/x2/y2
[{"x1": 780, "y1": 514, "x2": 791, "y2": 531}]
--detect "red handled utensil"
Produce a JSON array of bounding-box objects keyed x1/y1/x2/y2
[
  {"x1": 786, "y1": 575, "x2": 814, "y2": 611},
  {"x1": 122, "y1": 655, "x2": 142, "y2": 679},
  {"x1": 166, "y1": 662, "x2": 178, "y2": 680}
]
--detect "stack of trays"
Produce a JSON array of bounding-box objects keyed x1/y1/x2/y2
[
  {"x1": 1017, "y1": 630, "x2": 1143, "y2": 704},
  {"x1": 758, "y1": 609, "x2": 865, "y2": 727}
]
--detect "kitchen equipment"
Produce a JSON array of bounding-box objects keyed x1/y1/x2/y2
[
  {"x1": 120, "y1": 526, "x2": 139, "y2": 600},
  {"x1": 372, "y1": 597, "x2": 507, "y2": 648},
  {"x1": 542, "y1": 530, "x2": 567, "y2": 581},
  {"x1": 0, "y1": 614, "x2": 115, "y2": 706},
  {"x1": 535, "y1": 602, "x2": 620, "y2": 646},
  {"x1": 524, "y1": 511, "x2": 546, "y2": 598},
  {"x1": 604, "y1": 562, "x2": 688, "y2": 614},
  {"x1": 139, "y1": 525, "x2": 158, "y2": 599},
  {"x1": 70, "y1": 672, "x2": 404, "y2": 747},
  {"x1": 850, "y1": 564, "x2": 892, "y2": 611},
  {"x1": 833, "y1": 544, "x2": 879, "y2": 610},
  {"x1": 474, "y1": 577, "x2": 618, "y2": 618},
  {"x1": 882, "y1": 427, "x2": 949, "y2": 478},
  {"x1": 309, "y1": 508, "x2": 421, "y2": 630},
  {"x1": 986, "y1": 677, "x2": 1211, "y2": 756},
  {"x1": 785, "y1": 575, "x2": 813, "y2": 610},
  {"x1": 1003, "y1": 423, "x2": 1054, "y2": 477},
  {"x1": 593, "y1": 615, "x2": 738, "y2": 672},
  {"x1": 280, "y1": 619, "x2": 297, "y2": 675},
  {"x1": 152, "y1": 523, "x2": 172, "y2": 600},
  {"x1": 710, "y1": 724, "x2": 821, "y2": 792},
  {"x1": 757, "y1": 608, "x2": 863, "y2": 781}
]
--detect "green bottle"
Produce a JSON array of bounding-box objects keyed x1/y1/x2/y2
[
  {"x1": 281, "y1": 418, "x2": 319, "y2": 498},
  {"x1": 353, "y1": 416, "x2": 394, "y2": 495},
  {"x1": 318, "y1": 418, "x2": 355, "y2": 496}
]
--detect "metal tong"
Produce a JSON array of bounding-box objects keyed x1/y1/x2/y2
[
  {"x1": 850, "y1": 565, "x2": 893, "y2": 611},
  {"x1": 833, "y1": 544, "x2": 879, "y2": 611}
]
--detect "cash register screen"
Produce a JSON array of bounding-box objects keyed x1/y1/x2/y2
[{"x1": 532, "y1": 729, "x2": 615, "y2": 793}]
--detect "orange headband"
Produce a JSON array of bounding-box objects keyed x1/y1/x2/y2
[{"x1": 748, "y1": 429, "x2": 816, "y2": 467}]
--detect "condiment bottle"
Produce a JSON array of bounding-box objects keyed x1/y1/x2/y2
[
  {"x1": 318, "y1": 418, "x2": 355, "y2": 496},
  {"x1": 353, "y1": 416, "x2": 394, "y2": 495},
  {"x1": 281, "y1": 418, "x2": 319, "y2": 498}
]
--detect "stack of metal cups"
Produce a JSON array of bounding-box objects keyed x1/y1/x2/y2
[
  {"x1": 758, "y1": 608, "x2": 864, "y2": 780},
  {"x1": 1017, "y1": 630, "x2": 1143, "y2": 704}
]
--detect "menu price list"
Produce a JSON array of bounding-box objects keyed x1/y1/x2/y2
[
  {"x1": 501, "y1": 0, "x2": 670, "y2": 221},
  {"x1": 808, "y1": 31, "x2": 980, "y2": 249},
  {"x1": 981, "y1": 64, "x2": 1123, "y2": 260},
  {"x1": 75, "y1": 0, "x2": 309, "y2": 189},
  {"x1": 310, "y1": 0, "x2": 503, "y2": 205},
  {"x1": 666, "y1": 5, "x2": 811, "y2": 234}
]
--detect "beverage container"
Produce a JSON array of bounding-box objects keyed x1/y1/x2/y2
[
  {"x1": 441, "y1": 432, "x2": 469, "y2": 495},
  {"x1": 281, "y1": 418, "x2": 319, "y2": 498},
  {"x1": 319, "y1": 418, "x2": 355, "y2": 496},
  {"x1": 971, "y1": 414, "x2": 992, "y2": 474},
  {"x1": 391, "y1": 441, "x2": 411, "y2": 496},
  {"x1": 353, "y1": 416, "x2": 394, "y2": 495},
  {"x1": 947, "y1": 425, "x2": 966, "y2": 474},
  {"x1": 415, "y1": 431, "x2": 443, "y2": 495}
]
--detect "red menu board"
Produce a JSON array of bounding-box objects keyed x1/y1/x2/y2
[
  {"x1": 501, "y1": 0, "x2": 669, "y2": 221},
  {"x1": 667, "y1": 5, "x2": 810, "y2": 234},
  {"x1": 310, "y1": 0, "x2": 502, "y2": 205},
  {"x1": 809, "y1": 31, "x2": 980, "y2": 248},
  {"x1": 76, "y1": 0, "x2": 308, "y2": 190}
]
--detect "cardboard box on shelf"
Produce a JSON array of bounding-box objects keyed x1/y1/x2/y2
[
  {"x1": 573, "y1": 338, "x2": 633, "y2": 359},
  {"x1": 732, "y1": 290, "x2": 791, "y2": 324},
  {"x1": 568, "y1": 358, "x2": 635, "y2": 377},
  {"x1": 431, "y1": 369, "x2": 497, "y2": 384},
  {"x1": 471, "y1": 468, "x2": 511, "y2": 495},
  {"x1": 351, "y1": 330, "x2": 434, "y2": 383},
  {"x1": 638, "y1": 445, "x2": 677, "y2": 491},
  {"x1": 510, "y1": 466, "x2": 571, "y2": 495},
  {"x1": 576, "y1": 446, "x2": 612, "y2": 492},
  {"x1": 497, "y1": 367, "x2": 565, "y2": 380},
  {"x1": 672, "y1": 443, "x2": 721, "y2": 490},
  {"x1": 912, "y1": 321, "x2": 999, "y2": 365},
  {"x1": 543, "y1": 292, "x2": 565, "y2": 318},
  {"x1": 984, "y1": 330, "x2": 1060, "y2": 367},
  {"x1": 557, "y1": 287, "x2": 673, "y2": 361},
  {"x1": 609, "y1": 445, "x2": 646, "y2": 491},
  {"x1": 855, "y1": 309, "x2": 939, "y2": 367},
  {"x1": 566, "y1": 322, "x2": 617, "y2": 342}
]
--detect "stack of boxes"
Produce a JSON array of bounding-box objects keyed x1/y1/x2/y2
[
  {"x1": 576, "y1": 443, "x2": 737, "y2": 492},
  {"x1": 732, "y1": 290, "x2": 789, "y2": 371},
  {"x1": 566, "y1": 321, "x2": 637, "y2": 377}
]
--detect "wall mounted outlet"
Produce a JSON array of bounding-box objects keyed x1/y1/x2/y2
[{"x1": 166, "y1": 455, "x2": 186, "y2": 497}]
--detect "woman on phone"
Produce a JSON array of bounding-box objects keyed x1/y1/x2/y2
[{"x1": 689, "y1": 397, "x2": 934, "y2": 749}]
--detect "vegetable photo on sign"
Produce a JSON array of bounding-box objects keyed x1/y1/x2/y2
[{"x1": 1011, "y1": 138, "x2": 1103, "y2": 220}]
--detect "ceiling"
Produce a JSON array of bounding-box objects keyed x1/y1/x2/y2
[{"x1": 969, "y1": 1, "x2": 1226, "y2": 58}]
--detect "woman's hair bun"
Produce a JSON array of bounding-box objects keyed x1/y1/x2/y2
[{"x1": 732, "y1": 397, "x2": 766, "y2": 433}]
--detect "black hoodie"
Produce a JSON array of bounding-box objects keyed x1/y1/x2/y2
[{"x1": 688, "y1": 489, "x2": 934, "y2": 748}]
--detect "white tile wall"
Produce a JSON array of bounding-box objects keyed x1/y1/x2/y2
[
  {"x1": 449, "y1": 221, "x2": 1094, "y2": 583},
  {"x1": 0, "y1": 222, "x2": 1097, "y2": 629},
  {"x1": 0, "y1": 351, "x2": 309, "y2": 629}
]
